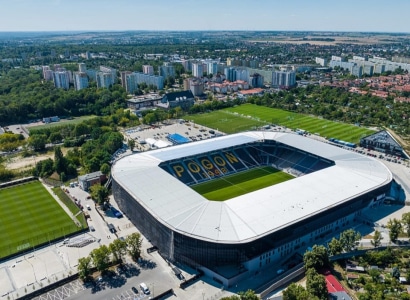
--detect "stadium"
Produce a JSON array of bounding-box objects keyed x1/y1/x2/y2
[{"x1": 112, "y1": 131, "x2": 394, "y2": 285}]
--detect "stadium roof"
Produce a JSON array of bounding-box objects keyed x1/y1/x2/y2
[{"x1": 112, "y1": 132, "x2": 392, "y2": 244}]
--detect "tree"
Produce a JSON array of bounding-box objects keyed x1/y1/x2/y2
[
  {"x1": 100, "y1": 163, "x2": 110, "y2": 176},
  {"x1": 327, "y1": 238, "x2": 343, "y2": 256},
  {"x1": 303, "y1": 245, "x2": 329, "y2": 271},
  {"x1": 90, "y1": 245, "x2": 110, "y2": 272},
  {"x1": 28, "y1": 134, "x2": 47, "y2": 151},
  {"x1": 221, "y1": 290, "x2": 259, "y2": 300},
  {"x1": 401, "y1": 212, "x2": 410, "y2": 238},
  {"x1": 237, "y1": 290, "x2": 260, "y2": 300},
  {"x1": 387, "y1": 218, "x2": 402, "y2": 243},
  {"x1": 77, "y1": 256, "x2": 92, "y2": 281},
  {"x1": 48, "y1": 132, "x2": 63, "y2": 144},
  {"x1": 89, "y1": 184, "x2": 109, "y2": 206},
  {"x1": 306, "y1": 268, "x2": 328, "y2": 300},
  {"x1": 283, "y1": 283, "x2": 313, "y2": 300},
  {"x1": 127, "y1": 138, "x2": 135, "y2": 151},
  {"x1": 126, "y1": 232, "x2": 143, "y2": 261},
  {"x1": 368, "y1": 268, "x2": 381, "y2": 283},
  {"x1": 54, "y1": 146, "x2": 66, "y2": 174},
  {"x1": 339, "y1": 229, "x2": 361, "y2": 252},
  {"x1": 109, "y1": 238, "x2": 127, "y2": 263},
  {"x1": 371, "y1": 230, "x2": 383, "y2": 248}
]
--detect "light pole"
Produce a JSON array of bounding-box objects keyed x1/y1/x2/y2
[{"x1": 151, "y1": 282, "x2": 155, "y2": 297}]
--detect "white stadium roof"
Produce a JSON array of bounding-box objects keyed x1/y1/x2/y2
[{"x1": 112, "y1": 132, "x2": 392, "y2": 244}]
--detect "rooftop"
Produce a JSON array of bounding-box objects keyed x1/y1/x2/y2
[{"x1": 112, "y1": 132, "x2": 392, "y2": 244}]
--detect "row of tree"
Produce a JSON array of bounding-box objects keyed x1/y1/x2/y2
[{"x1": 77, "y1": 232, "x2": 142, "y2": 281}]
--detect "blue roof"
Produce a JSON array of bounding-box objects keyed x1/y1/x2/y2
[{"x1": 167, "y1": 133, "x2": 190, "y2": 144}]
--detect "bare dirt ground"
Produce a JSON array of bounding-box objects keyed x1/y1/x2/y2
[
  {"x1": 5, "y1": 148, "x2": 70, "y2": 170},
  {"x1": 5, "y1": 153, "x2": 53, "y2": 170}
]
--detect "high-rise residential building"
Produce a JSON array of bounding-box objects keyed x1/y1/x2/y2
[
  {"x1": 181, "y1": 60, "x2": 192, "y2": 72},
  {"x1": 159, "y1": 63, "x2": 175, "y2": 79},
  {"x1": 272, "y1": 71, "x2": 296, "y2": 89},
  {"x1": 224, "y1": 67, "x2": 236, "y2": 82},
  {"x1": 183, "y1": 78, "x2": 190, "y2": 90},
  {"x1": 125, "y1": 73, "x2": 139, "y2": 94},
  {"x1": 86, "y1": 69, "x2": 97, "y2": 81},
  {"x1": 143, "y1": 65, "x2": 154, "y2": 75},
  {"x1": 315, "y1": 57, "x2": 327, "y2": 67},
  {"x1": 128, "y1": 72, "x2": 164, "y2": 91},
  {"x1": 53, "y1": 71, "x2": 70, "y2": 90},
  {"x1": 42, "y1": 66, "x2": 53, "y2": 81},
  {"x1": 96, "y1": 71, "x2": 115, "y2": 89},
  {"x1": 86, "y1": 51, "x2": 91, "y2": 60},
  {"x1": 235, "y1": 69, "x2": 250, "y2": 83},
  {"x1": 192, "y1": 62, "x2": 204, "y2": 78},
  {"x1": 74, "y1": 72, "x2": 89, "y2": 91},
  {"x1": 100, "y1": 66, "x2": 117, "y2": 83},
  {"x1": 120, "y1": 71, "x2": 132, "y2": 88},
  {"x1": 79, "y1": 63, "x2": 87, "y2": 73},
  {"x1": 250, "y1": 73, "x2": 264, "y2": 88},
  {"x1": 207, "y1": 62, "x2": 218, "y2": 76},
  {"x1": 189, "y1": 78, "x2": 204, "y2": 96}
]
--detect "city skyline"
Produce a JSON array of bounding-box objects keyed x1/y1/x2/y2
[{"x1": 0, "y1": 0, "x2": 409, "y2": 33}]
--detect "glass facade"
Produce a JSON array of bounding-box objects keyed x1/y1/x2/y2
[{"x1": 113, "y1": 177, "x2": 391, "y2": 271}]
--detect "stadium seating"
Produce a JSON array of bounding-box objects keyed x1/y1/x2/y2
[{"x1": 160, "y1": 141, "x2": 334, "y2": 186}]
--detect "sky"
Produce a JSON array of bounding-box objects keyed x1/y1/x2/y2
[{"x1": 0, "y1": 0, "x2": 409, "y2": 33}]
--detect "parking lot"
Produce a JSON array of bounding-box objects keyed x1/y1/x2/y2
[{"x1": 123, "y1": 121, "x2": 224, "y2": 152}]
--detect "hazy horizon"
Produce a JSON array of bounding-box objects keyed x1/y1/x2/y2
[{"x1": 0, "y1": 0, "x2": 408, "y2": 33}]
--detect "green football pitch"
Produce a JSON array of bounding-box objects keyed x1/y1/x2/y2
[
  {"x1": 0, "y1": 181, "x2": 81, "y2": 258},
  {"x1": 191, "y1": 166, "x2": 293, "y2": 201},
  {"x1": 188, "y1": 104, "x2": 375, "y2": 143}
]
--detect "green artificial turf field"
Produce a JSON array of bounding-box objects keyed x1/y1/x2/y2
[
  {"x1": 191, "y1": 166, "x2": 293, "y2": 201},
  {"x1": 0, "y1": 181, "x2": 81, "y2": 258},
  {"x1": 188, "y1": 104, "x2": 375, "y2": 143}
]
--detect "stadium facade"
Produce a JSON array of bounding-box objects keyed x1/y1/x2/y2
[{"x1": 112, "y1": 132, "x2": 393, "y2": 285}]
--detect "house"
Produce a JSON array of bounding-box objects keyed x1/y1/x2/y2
[
  {"x1": 78, "y1": 171, "x2": 106, "y2": 191},
  {"x1": 158, "y1": 90, "x2": 195, "y2": 110}
]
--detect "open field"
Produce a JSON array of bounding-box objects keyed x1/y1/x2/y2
[
  {"x1": 189, "y1": 104, "x2": 375, "y2": 143},
  {"x1": 27, "y1": 115, "x2": 96, "y2": 131},
  {"x1": 188, "y1": 110, "x2": 265, "y2": 133},
  {"x1": 191, "y1": 166, "x2": 293, "y2": 201},
  {"x1": 0, "y1": 181, "x2": 81, "y2": 258},
  {"x1": 247, "y1": 33, "x2": 410, "y2": 45}
]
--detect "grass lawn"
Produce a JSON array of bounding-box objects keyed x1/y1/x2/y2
[
  {"x1": 188, "y1": 104, "x2": 375, "y2": 143},
  {"x1": 191, "y1": 166, "x2": 293, "y2": 201},
  {"x1": 28, "y1": 115, "x2": 96, "y2": 131},
  {"x1": 0, "y1": 181, "x2": 81, "y2": 258}
]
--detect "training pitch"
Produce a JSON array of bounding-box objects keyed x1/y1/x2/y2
[
  {"x1": 188, "y1": 104, "x2": 375, "y2": 143},
  {"x1": 191, "y1": 166, "x2": 293, "y2": 201},
  {"x1": 0, "y1": 181, "x2": 81, "y2": 258}
]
